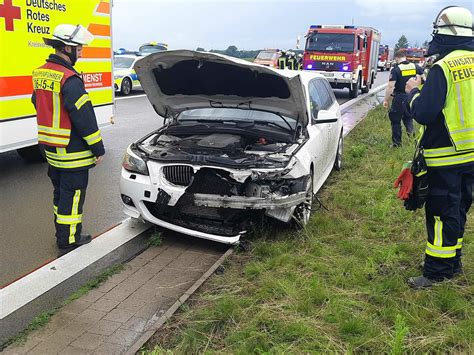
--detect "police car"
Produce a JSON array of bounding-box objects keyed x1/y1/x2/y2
[{"x1": 114, "y1": 55, "x2": 142, "y2": 96}]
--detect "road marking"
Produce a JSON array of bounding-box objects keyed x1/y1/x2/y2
[{"x1": 115, "y1": 93, "x2": 147, "y2": 101}]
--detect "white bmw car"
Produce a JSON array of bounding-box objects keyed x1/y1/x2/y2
[{"x1": 120, "y1": 50, "x2": 343, "y2": 244}]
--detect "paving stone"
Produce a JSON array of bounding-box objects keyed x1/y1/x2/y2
[
  {"x1": 79, "y1": 289, "x2": 106, "y2": 303},
  {"x1": 117, "y1": 294, "x2": 149, "y2": 312},
  {"x1": 166, "y1": 250, "x2": 204, "y2": 269},
  {"x1": 75, "y1": 309, "x2": 107, "y2": 324},
  {"x1": 61, "y1": 300, "x2": 93, "y2": 315},
  {"x1": 27, "y1": 340, "x2": 67, "y2": 355},
  {"x1": 95, "y1": 279, "x2": 118, "y2": 293},
  {"x1": 103, "y1": 283, "x2": 138, "y2": 302},
  {"x1": 134, "y1": 296, "x2": 175, "y2": 320},
  {"x1": 102, "y1": 308, "x2": 135, "y2": 323},
  {"x1": 61, "y1": 346, "x2": 89, "y2": 355},
  {"x1": 69, "y1": 332, "x2": 106, "y2": 351},
  {"x1": 92, "y1": 342, "x2": 128, "y2": 355},
  {"x1": 88, "y1": 319, "x2": 122, "y2": 336},
  {"x1": 188, "y1": 254, "x2": 220, "y2": 271},
  {"x1": 121, "y1": 316, "x2": 148, "y2": 333},
  {"x1": 107, "y1": 328, "x2": 141, "y2": 347},
  {"x1": 45, "y1": 327, "x2": 86, "y2": 345},
  {"x1": 89, "y1": 296, "x2": 122, "y2": 313}
]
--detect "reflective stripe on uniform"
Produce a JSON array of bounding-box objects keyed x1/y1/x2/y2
[
  {"x1": 46, "y1": 156, "x2": 96, "y2": 169},
  {"x1": 69, "y1": 190, "x2": 82, "y2": 244},
  {"x1": 38, "y1": 125, "x2": 71, "y2": 136},
  {"x1": 83, "y1": 130, "x2": 102, "y2": 145},
  {"x1": 425, "y1": 151, "x2": 474, "y2": 167},
  {"x1": 38, "y1": 134, "x2": 70, "y2": 146},
  {"x1": 53, "y1": 92, "x2": 60, "y2": 129},
  {"x1": 433, "y1": 216, "x2": 442, "y2": 247},
  {"x1": 409, "y1": 92, "x2": 421, "y2": 109},
  {"x1": 56, "y1": 213, "x2": 82, "y2": 225},
  {"x1": 45, "y1": 148, "x2": 94, "y2": 161},
  {"x1": 75, "y1": 94, "x2": 90, "y2": 110},
  {"x1": 457, "y1": 237, "x2": 463, "y2": 249},
  {"x1": 425, "y1": 244, "x2": 457, "y2": 258},
  {"x1": 54, "y1": 205, "x2": 58, "y2": 215}
]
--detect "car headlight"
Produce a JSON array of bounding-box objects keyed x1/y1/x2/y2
[
  {"x1": 122, "y1": 146, "x2": 149, "y2": 175},
  {"x1": 342, "y1": 73, "x2": 352, "y2": 79}
]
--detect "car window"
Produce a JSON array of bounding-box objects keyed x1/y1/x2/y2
[
  {"x1": 321, "y1": 80, "x2": 335, "y2": 108},
  {"x1": 309, "y1": 81, "x2": 324, "y2": 123}
]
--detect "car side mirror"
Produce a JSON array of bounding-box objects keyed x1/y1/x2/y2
[{"x1": 314, "y1": 109, "x2": 338, "y2": 124}]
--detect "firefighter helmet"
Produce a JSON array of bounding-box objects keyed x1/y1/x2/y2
[
  {"x1": 44, "y1": 24, "x2": 95, "y2": 47},
  {"x1": 432, "y1": 6, "x2": 473, "y2": 37}
]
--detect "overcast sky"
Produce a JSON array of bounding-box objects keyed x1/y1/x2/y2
[{"x1": 112, "y1": 0, "x2": 473, "y2": 51}]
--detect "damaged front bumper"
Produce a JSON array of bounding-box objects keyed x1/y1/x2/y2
[{"x1": 120, "y1": 158, "x2": 310, "y2": 244}]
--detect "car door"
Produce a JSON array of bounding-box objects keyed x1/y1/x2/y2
[
  {"x1": 320, "y1": 79, "x2": 341, "y2": 167},
  {"x1": 305, "y1": 79, "x2": 330, "y2": 191},
  {"x1": 311, "y1": 79, "x2": 340, "y2": 173}
]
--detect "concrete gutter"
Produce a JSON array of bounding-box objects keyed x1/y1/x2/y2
[{"x1": 0, "y1": 218, "x2": 151, "y2": 344}]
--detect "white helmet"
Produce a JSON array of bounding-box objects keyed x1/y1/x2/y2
[
  {"x1": 44, "y1": 24, "x2": 94, "y2": 47},
  {"x1": 433, "y1": 6, "x2": 473, "y2": 37}
]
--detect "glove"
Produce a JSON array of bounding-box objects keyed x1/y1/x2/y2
[{"x1": 394, "y1": 163, "x2": 413, "y2": 200}]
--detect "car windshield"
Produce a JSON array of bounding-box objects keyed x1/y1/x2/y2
[
  {"x1": 306, "y1": 33, "x2": 355, "y2": 52},
  {"x1": 179, "y1": 108, "x2": 296, "y2": 130},
  {"x1": 114, "y1": 57, "x2": 135, "y2": 68},
  {"x1": 379, "y1": 47, "x2": 386, "y2": 55},
  {"x1": 256, "y1": 51, "x2": 278, "y2": 60},
  {"x1": 140, "y1": 45, "x2": 167, "y2": 54},
  {"x1": 406, "y1": 49, "x2": 424, "y2": 57}
]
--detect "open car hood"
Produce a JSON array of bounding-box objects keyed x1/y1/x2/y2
[{"x1": 134, "y1": 50, "x2": 308, "y2": 125}]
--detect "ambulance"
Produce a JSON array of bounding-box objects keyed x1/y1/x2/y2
[{"x1": 0, "y1": 0, "x2": 114, "y2": 161}]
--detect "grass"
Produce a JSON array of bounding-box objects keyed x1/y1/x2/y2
[
  {"x1": 1, "y1": 264, "x2": 124, "y2": 349},
  {"x1": 148, "y1": 228, "x2": 163, "y2": 247},
  {"x1": 144, "y1": 105, "x2": 473, "y2": 353}
]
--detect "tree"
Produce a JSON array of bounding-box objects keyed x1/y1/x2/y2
[
  {"x1": 225, "y1": 45, "x2": 238, "y2": 57},
  {"x1": 395, "y1": 35, "x2": 409, "y2": 51},
  {"x1": 422, "y1": 40, "x2": 430, "y2": 48},
  {"x1": 196, "y1": 47, "x2": 206, "y2": 52}
]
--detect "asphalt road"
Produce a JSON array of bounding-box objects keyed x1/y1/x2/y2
[{"x1": 0, "y1": 70, "x2": 389, "y2": 286}]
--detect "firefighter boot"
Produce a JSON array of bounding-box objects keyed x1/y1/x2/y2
[
  {"x1": 58, "y1": 234, "x2": 92, "y2": 257},
  {"x1": 407, "y1": 275, "x2": 436, "y2": 289}
]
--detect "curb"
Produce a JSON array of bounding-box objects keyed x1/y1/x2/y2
[{"x1": 125, "y1": 248, "x2": 234, "y2": 354}]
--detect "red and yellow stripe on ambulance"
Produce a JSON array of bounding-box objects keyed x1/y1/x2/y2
[{"x1": 0, "y1": 0, "x2": 113, "y2": 152}]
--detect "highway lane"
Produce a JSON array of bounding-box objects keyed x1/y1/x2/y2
[{"x1": 0, "y1": 70, "x2": 389, "y2": 286}]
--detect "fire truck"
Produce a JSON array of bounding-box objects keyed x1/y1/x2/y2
[
  {"x1": 254, "y1": 49, "x2": 280, "y2": 68},
  {"x1": 404, "y1": 47, "x2": 427, "y2": 67},
  {"x1": 378, "y1": 44, "x2": 393, "y2": 71},
  {"x1": 0, "y1": 0, "x2": 114, "y2": 161},
  {"x1": 303, "y1": 25, "x2": 381, "y2": 98}
]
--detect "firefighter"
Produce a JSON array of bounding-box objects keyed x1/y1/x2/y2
[
  {"x1": 32, "y1": 24, "x2": 105, "y2": 256},
  {"x1": 278, "y1": 49, "x2": 288, "y2": 69},
  {"x1": 399, "y1": 6, "x2": 474, "y2": 288},
  {"x1": 287, "y1": 51, "x2": 297, "y2": 70},
  {"x1": 383, "y1": 49, "x2": 424, "y2": 147},
  {"x1": 297, "y1": 53, "x2": 303, "y2": 70}
]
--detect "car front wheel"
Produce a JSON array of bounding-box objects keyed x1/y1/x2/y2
[
  {"x1": 334, "y1": 132, "x2": 343, "y2": 171},
  {"x1": 293, "y1": 171, "x2": 313, "y2": 228},
  {"x1": 120, "y1": 78, "x2": 132, "y2": 96}
]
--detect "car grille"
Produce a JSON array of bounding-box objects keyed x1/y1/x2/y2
[{"x1": 163, "y1": 165, "x2": 194, "y2": 186}]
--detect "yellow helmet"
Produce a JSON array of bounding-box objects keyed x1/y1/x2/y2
[{"x1": 433, "y1": 6, "x2": 473, "y2": 37}]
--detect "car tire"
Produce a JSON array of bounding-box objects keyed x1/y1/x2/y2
[
  {"x1": 293, "y1": 170, "x2": 314, "y2": 228},
  {"x1": 333, "y1": 132, "x2": 343, "y2": 171},
  {"x1": 16, "y1": 145, "x2": 46, "y2": 163},
  {"x1": 120, "y1": 77, "x2": 132, "y2": 96},
  {"x1": 349, "y1": 77, "x2": 360, "y2": 98}
]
